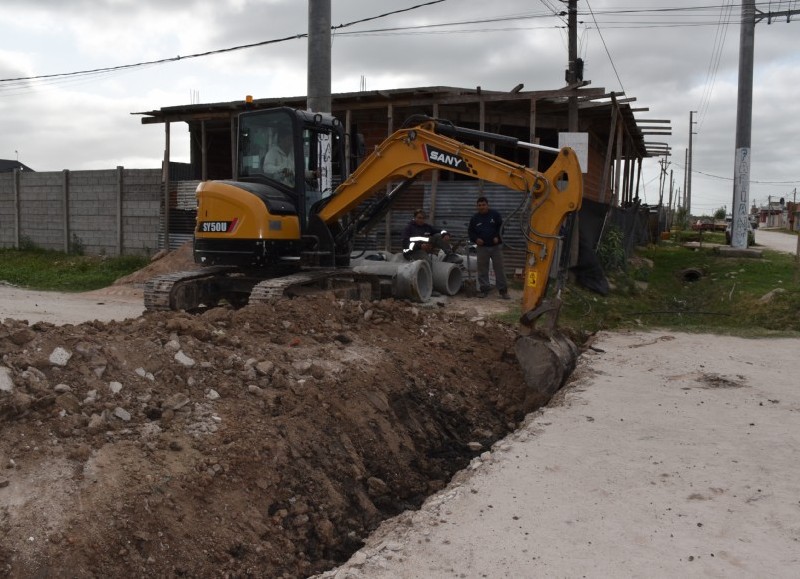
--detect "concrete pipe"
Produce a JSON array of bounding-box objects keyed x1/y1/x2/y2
[
  {"x1": 351, "y1": 260, "x2": 433, "y2": 302},
  {"x1": 430, "y1": 260, "x2": 463, "y2": 296},
  {"x1": 514, "y1": 331, "x2": 581, "y2": 413}
]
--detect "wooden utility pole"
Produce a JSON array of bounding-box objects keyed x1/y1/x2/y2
[
  {"x1": 687, "y1": 111, "x2": 697, "y2": 217},
  {"x1": 567, "y1": 0, "x2": 579, "y2": 132}
]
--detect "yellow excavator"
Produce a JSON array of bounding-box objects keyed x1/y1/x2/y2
[{"x1": 144, "y1": 106, "x2": 583, "y2": 392}]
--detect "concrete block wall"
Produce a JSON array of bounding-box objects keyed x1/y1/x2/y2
[
  {"x1": 68, "y1": 169, "x2": 119, "y2": 254},
  {"x1": 0, "y1": 168, "x2": 163, "y2": 256},
  {"x1": 0, "y1": 173, "x2": 15, "y2": 247},
  {"x1": 122, "y1": 169, "x2": 162, "y2": 254},
  {"x1": 18, "y1": 171, "x2": 65, "y2": 251}
]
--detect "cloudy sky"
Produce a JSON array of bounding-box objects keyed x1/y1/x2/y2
[{"x1": 1, "y1": 0, "x2": 798, "y2": 216}]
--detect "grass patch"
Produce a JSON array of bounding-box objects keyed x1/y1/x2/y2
[
  {"x1": 0, "y1": 248, "x2": 149, "y2": 292},
  {"x1": 557, "y1": 243, "x2": 800, "y2": 337}
]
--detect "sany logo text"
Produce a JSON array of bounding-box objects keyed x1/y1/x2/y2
[{"x1": 424, "y1": 145, "x2": 465, "y2": 171}]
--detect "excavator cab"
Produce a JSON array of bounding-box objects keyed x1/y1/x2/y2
[{"x1": 194, "y1": 107, "x2": 347, "y2": 268}]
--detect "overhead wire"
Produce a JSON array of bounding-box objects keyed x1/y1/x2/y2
[
  {"x1": 585, "y1": 0, "x2": 626, "y2": 95},
  {"x1": 1, "y1": 3, "x2": 773, "y2": 95},
  {"x1": 0, "y1": 0, "x2": 452, "y2": 93},
  {"x1": 696, "y1": 0, "x2": 734, "y2": 129}
]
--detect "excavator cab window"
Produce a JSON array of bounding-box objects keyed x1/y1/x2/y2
[
  {"x1": 237, "y1": 109, "x2": 298, "y2": 188},
  {"x1": 237, "y1": 107, "x2": 347, "y2": 232}
]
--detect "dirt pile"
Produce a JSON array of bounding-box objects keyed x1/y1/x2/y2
[
  {"x1": 113, "y1": 242, "x2": 199, "y2": 287},
  {"x1": 0, "y1": 294, "x2": 532, "y2": 578}
]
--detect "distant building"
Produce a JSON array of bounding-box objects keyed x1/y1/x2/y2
[{"x1": 0, "y1": 159, "x2": 34, "y2": 173}]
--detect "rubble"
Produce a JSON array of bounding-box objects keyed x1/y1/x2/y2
[{"x1": 0, "y1": 293, "x2": 533, "y2": 577}]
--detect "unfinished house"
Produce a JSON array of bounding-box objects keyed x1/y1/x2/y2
[{"x1": 136, "y1": 85, "x2": 670, "y2": 286}]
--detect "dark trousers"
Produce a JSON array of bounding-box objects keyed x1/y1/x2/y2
[{"x1": 476, "y1": 244, "x2": 507, "y2": 293}]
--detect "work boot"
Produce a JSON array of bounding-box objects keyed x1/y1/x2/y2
[{"x1": 499, "y1": 291, "x2": 510, "y2": 300}]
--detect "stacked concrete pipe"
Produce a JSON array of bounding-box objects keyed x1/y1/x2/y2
[
  {"x1": 350, "y1": 252, "x2": 464, "y2": 298},
  {"x1": 430, "y1": 261, "x2": 463, "y2": 296},
  {"x1": 351, "y1": 260, "x2": 433, "y2": 302}
]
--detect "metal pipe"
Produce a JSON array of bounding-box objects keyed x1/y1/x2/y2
[{"x1": 516, "y1": 140, "x2": 562, "y2": 154}]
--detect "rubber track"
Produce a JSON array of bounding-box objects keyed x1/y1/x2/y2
[
  {"x1": 143, "y1": 267, "x2": 233, "y2": 311},
  {"x1": 248, "y1": 270, "x2": 339, "y2": 304}
]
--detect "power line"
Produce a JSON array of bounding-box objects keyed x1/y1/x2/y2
[
  {"x1": 2, "y1": 2, "x2": 795, "y2": 96},
  {"x1": 696, "y1": 0, "x2": 734, "y2": 129},
  {"x1": 585, "y1": 1, "x2": 626, "y2": 94},
  {"x1": 0, "y1": 1, "x2": 449, "y2": 89},
  {"x1": 671, "y1": 161, "x2": 799, "y2": 184}
]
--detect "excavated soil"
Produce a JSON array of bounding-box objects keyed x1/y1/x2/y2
[{"x1": 0, "y1": 248, "x2": 543, "y2": 578}]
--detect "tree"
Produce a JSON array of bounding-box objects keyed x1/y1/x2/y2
[
  {"x1": 713, "y1": 206, "x2": 727, "y2": 220},
  {"x1": 675, "y1": 206, "x2": 690, "y2": 230}
]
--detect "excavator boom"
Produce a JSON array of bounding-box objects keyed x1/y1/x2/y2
[{"x1": 313, "y1": 119, "x2": 582, "y2": 320}]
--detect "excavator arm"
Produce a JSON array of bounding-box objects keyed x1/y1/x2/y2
[{"x1": 314, "y1": 120, "x2": 583, "y2": 323}]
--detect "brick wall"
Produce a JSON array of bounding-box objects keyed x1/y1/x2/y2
[{"x1": 0, "y1": 168, "x2": 162, "y2": 256}]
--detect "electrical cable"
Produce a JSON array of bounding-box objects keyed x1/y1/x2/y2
[
  {"x1": 0, "y1": 0, "x2": 451, "y2": 89},
  {"x1": 1, "y1": 3, "x2": 771, "y2": 92},
  {"x1": 585, "y1": 0, "x2": 626, "y2": 94}
]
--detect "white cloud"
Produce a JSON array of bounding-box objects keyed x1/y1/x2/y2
[{"x1": 1, "y1": 0, "x2": 798, "y2": 214}]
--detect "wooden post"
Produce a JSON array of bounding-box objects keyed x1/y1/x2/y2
[
  {"x1": 599, "y1": 102, "x2": 618, "y2": 204},
  {"x1": 613, "y1": 120, "x2": 623, "y2": 206},
  {"x1": 201, "y1": 120, "x2": 208, "y2": 181},
  {"x1": 12, "y1": 168, "x2": 20, "y2": 249},
  {"x1": 164, "y1": 122, "x2": 171, "y2": 251},
  {"x1": 230, "y1": 116, "x2": 237, "y2": 179},
  {"x1": 345, "y1": 109, "x2": 352, "y2": 175},
  {"x1": 384, "y1": 103, "x2": 393, "y2": 252},
  {"x1": 429, "y1": 102, "x2": 440, "y2": 223},
  {"x1": 478, "y1": 98, "x2": 486, "y2": 194},
  {"x1": 529, "y1": 98, "x2": 539, "y2": 171}
]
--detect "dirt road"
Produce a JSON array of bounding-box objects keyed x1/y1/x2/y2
[
  {"x1": 755, "y1": 228, "x2": 800, "y2": 255},
  {"x1": 0, "y1": 284, "x2": 144, "y2": 325}
]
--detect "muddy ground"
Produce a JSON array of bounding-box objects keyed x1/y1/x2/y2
[{"x1": 0, "y1": 248, "x2": 548, "y2": 578}]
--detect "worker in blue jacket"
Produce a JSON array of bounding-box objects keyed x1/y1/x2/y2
[{"x1": 468, "y1": 196, "x2": 509, "y2": 299}]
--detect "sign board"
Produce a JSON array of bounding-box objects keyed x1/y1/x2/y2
[{"x1": 558, "y1": 132, "x2": 589, "y2": 174}]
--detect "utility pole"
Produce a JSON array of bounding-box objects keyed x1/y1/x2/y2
[
  {"x1": 566, "y1": 0, "x2": 580, "y2": 132},
  {"x1": 682, "y1": 148, "x2": 688, "y2": 211},
  {"x1": 729, "y1": 1, "x2": 799, "y2": 247},
  {"x1": 664, "y1": 168, "x2": 674, "y2": 231},
  {"x1": 307, "y1": 0, "x2": 332, "y2": 113},
  {"x1": 730, "y1": 0, "x2": 755, "y2": 248},
  {"x1": 687, "y1": 111, "x2": 697, "y2": 217}
]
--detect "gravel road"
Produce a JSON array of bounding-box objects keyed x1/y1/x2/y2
[
  {"x1": 755, "y1": 228, "x2": 800, "y2": 255},
  {"x1": 0, "y1": 284, "x2": 144, "y2": 325}
]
